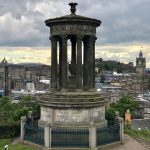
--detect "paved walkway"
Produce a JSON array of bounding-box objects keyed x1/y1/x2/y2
[{"x1": 109, "y1": 134, "x2": 150, "y2": 150}]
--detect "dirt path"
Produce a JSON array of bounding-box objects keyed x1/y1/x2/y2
[{"x1": 11, "y1": 137, "x2": 20, "y2": 145}]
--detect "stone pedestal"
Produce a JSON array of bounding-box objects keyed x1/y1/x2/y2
[
  {"x1": 44, "y1": 123, "x2": 50, "y2": 148},
  {"x1": 89, "y1": 122, "x2": 96, "y2": 149},
  {"x1": 38, "y1": 91, "x2": 108, "y2": 126},
  {"x1": 118, "y1": 117, "x2": 124, "y2": 143},
  {"x1": 21, "y1": 116, "x2": 26, "y2": 140}
]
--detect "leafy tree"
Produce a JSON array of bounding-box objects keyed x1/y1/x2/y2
[
  {"x1": 0, "y1": 96, "x2": 12, "y2": 121},
  {"x1": 20, "y1": 95, "x2": 40, "y2": 117},
  {"x1": 20, "y1": 95, "x2": 32, "y2": 104},
  {"x1": 0, "y1": 95, "x2": 40, "y2": 138},
  {"x1": 105, "y1": 95, "x2": 139, "y2": 120},
  {"x1": 105, "y1": 107, "x2": 116, "y2": 121},
  {"x1": 0, "y1": 95, "x2": 40, "y2": 123}
]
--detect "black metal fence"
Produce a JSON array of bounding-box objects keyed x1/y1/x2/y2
[
  {"x1": 23, "y1": 123, "x2": 120, "y2": 148},
  {"x1": 96, "y1": 125, "x2": 120, "y2": 146},
  {"x1": 51, "y1": 128, "x2": 89, "y2": 148},
  {"x1": 24, "y1": 124, "x2": 44, "y2": 146}
]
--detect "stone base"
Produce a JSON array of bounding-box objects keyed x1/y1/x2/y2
[
  {"x1": 37, "y1": 91, "x2": 108, "y2": 108},
  {"x1": 39, "y1": 106, "x2": 107, "y2": 125},
  {"x1": 37, "y1": 91, "x2": 108, "y2": 125}
]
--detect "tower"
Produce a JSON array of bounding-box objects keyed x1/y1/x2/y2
[
  {"x1": 1, "y1": 57, "x2": 9, "y2": 96},
  {"x1": 136, "y1": 51, "x2": 146, "y2": 77}
]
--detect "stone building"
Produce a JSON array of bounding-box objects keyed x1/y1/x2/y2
[
  {"x1": 136, "y1": 51, "x2": 146, "y2": 77},
  {"x1": 134, "y1": 51, "x2": 148, "y2": 94},
  {"x1": 0, "y1": 59, "x2": 51, "y2": 91},
  {"x1": 0, "y1": 58, "x2": 10, "y2": 96},
  {"x1": 108, "y1": 51, "x2": 148, "y2": 97}
]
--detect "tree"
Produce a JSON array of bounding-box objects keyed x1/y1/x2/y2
[
  {"x1": 0, "y1": 96, "x2": 12, "y2": 121},
  {"x1": 20, "y1": 95, "x2": 40, "y2": 117},
  {"x1": 0, "y1": 95, "x2": 40, "y2": 123},
  {"x1": 105, "y1": 95, "x2": 139, "y2": 120},
  {"x1": 0, "y1": 95, "x2": 40, "y2": 138},
  {"x1": 105, "y1": 107, "x2": 116, "y2": 121}
]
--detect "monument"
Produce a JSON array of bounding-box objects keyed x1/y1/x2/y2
[
  {"x1": 21, "y1": 3, "x2": 123, "y2": 150},
  {"x1": 38, "y1": 2, "x2": 108, "y2": 128}
]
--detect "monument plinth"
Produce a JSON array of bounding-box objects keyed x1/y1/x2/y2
[{"x1": 38, "y1": 3, "x2": 108, "y2": 128}]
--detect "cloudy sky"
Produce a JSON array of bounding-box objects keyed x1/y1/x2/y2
[{"x1": 0, "y1": 0, "x2": 150, "y2": 67}]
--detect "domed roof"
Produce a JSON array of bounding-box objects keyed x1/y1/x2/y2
[{"x1": 45, "y1": 3, "x2": 101, "y2": 27}]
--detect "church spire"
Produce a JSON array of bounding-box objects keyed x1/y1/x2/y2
[{"x1": 139, "y1": 50, "x2": 143, "y2": 58}]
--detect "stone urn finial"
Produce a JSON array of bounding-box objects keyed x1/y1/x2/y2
[{"x1": 69, "y1": 2, "x2": 78, "y2": 14}]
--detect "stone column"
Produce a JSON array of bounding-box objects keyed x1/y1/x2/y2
[
  {"x1": 50, "y1": 35, "x2": 57, "y2": 90},
  {"x1": 88, "y1": 36, "x2": 95, "y2": 89},
  {"x1": 76, "y1": 34, "x2": 83, "y2": 88},
  {"x1": 44, "y1": 123, "x2": 50, "y2": 148},
  {"x1": 83, "y1": 36, "x2": 88, "y2": 88},
  {"x1": 60, "y1": 35, "x2": 68, "y2": 89},
  {"x1": 59, "y1": 40, "x2": 62, "y2": 88},
  {"x1": 21, "y1": 116, "x2": 26, "y2": 140},
  {"x1": 71, "y1": 38, "x2": 76, "y2": 64},
  {"x1": 89, "y1": 122, "x2": 96, "y2": 149},
  {"x1": 92, "y1": 36, "x2": 97, "y2": 88},
  {"x1": 83, "y1": 36, "x2": 95, "y2": 90}
]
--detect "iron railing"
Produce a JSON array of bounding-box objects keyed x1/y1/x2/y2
[
  {"x1": 96, "y1": 125, "x2": 120, "y2": 146},
  {"x1": 23, "y1": 123, "x2": 121, "y2": 148},
  {"x1": 51, "y1": 128, "x2": 89, "y2": 148},
  {"x1": 24, "y1": 124, "x2": 44, "y2": 146}
]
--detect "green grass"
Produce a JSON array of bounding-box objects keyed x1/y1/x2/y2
[
  {"x1": 125, "y1": 127, "x2": 150, "y2": 142},
  {"x1": 0, "y1": 139, "x2": 35, "y2": 150}
]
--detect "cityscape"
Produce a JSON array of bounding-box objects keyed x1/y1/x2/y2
[{"x1": 0, "y1": 1, "x2": 150, "y2": 150}]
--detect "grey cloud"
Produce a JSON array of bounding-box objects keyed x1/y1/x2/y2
[{"x1": 0, "y1": 0, "x2": 150, "y2": 47}]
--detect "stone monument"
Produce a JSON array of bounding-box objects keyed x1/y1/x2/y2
[
  {"x1": 38, "y1": 2, "x2": 108, "y2": 130},
  {"x1": 21, "y1": 3, "x2": 123, "y2": 149}
]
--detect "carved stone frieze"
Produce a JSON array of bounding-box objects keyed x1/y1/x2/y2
[{"x1": 50, "y1": 24, "x2": 96, "y2": 35}]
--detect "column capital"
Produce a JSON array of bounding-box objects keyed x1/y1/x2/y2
[
  {"x1": 70, "y1": 37, "x2": 76, "y2": 42},
  {"x1": 118, "y1": 117, "x2": 124, "y2": 123},
  {"x1": 21, "y1": 116, "x2": 26, "y2": 122},
  {"x1": 49, "y1": 35, "x2": 57, "y2": 41},
  {"x1": 76, "y1": 34, "x2": 84, "y2": 41},
  {"x1": 60, "y1": 34, "x2": 68, "y2": 41},
  {"x1": 90, "y1": 121, "x2": 95, "y2": 127},
  {"x1": 93, "y1": 36, "x2": 97, "y2": 42},
  {"x1": 89, "y1": 35, "x2": 97, "y2": 42}
]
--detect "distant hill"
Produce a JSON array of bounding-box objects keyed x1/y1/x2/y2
[{"x1": 16, "y1": 63, "x2": 50, "y2": 67}]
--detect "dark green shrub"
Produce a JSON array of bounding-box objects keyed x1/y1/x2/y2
[{"x1": 0, "y1": 121, "x2": 20, "y2": 138}]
